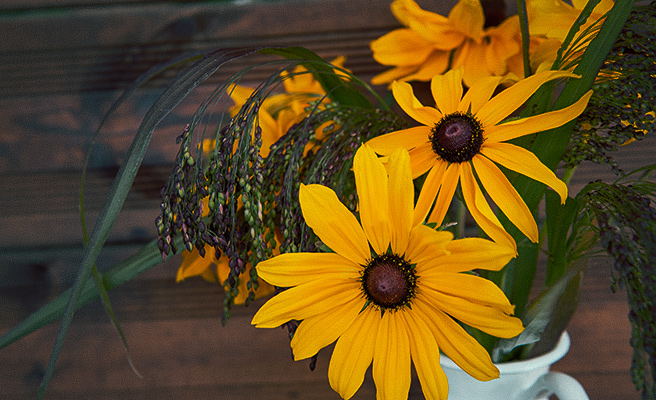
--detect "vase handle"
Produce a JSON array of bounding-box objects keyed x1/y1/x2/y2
[{"x1": 519, "y1": 371, "x2": 589, "y2": 400}]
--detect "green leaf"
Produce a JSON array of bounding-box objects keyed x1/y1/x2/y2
[
  {"x1": 531, "y1": 0, "x2": 635, "y2": 173},
  {"x1": 500, "y1": 0, "x2": 634, "y2": 318},
  {"x1": 76, "y1": 50, "x2": 213, "y2": 384},
  {"x1": 492, "y1": 249, "x2": 589, "y2": 361},
  {"x1": 90, "y1": 266, "x2": 142, "y2": 379},
  {"x1": 544, "y1": 192, "x2": 580, "y2": 286}
]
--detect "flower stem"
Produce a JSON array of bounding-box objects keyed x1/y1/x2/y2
[{"x1": 516, "y1": 0, "x2": 531, "y2": 78}]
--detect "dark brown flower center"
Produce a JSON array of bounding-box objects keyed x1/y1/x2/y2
[
  {"x1": 430, "y1": 112, "x2": 484, "y2": 163},
  {"x1": 362, "y1": 254, "x2": 416, "y2": 310}
]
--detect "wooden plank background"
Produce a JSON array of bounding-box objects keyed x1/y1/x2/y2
[{"x1": 0, "y1": 0, "x2": 651, "y2": 399}]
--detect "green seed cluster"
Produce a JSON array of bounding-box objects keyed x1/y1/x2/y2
[
  {"x1": 565, "y1": 4, "x2": 656, "y2": 172},
  {"x1": 578, "y1": 178, "x2": 656, "y2": 398},
  {"x1": 156, "y1": 124, "x2": 208, "y2": 261}
]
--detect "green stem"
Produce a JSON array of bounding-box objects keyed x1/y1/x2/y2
[
  {"x1": 562, "y1": 165, "x2": 578, "y2": 186},
  {"x1": 516, "y1": 0, "x2": 532, "y2": 78}
]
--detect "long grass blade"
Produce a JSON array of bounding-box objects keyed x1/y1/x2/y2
[
  {"x1": 37, "y1": 47, "x2": 259, "y2": 399},
  {"x1": 76, "y1": 50, "x2": 208, "y2": 384},
  {"x1": 0, "y1": 238, "x2": 177, "y2": 350}
]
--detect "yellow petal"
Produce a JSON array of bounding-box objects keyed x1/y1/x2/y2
[
  {"x1": 282, "y1": 63, "x2": 324, "y2": 95},
  {"x1": 231, "y1": 263, "x2": 275, "y2": 305},
  {"x1": 388, "y1": 148, "x2": 415, "y2": 254},
  {"x1": 472, "y1": 155, "x2": 539, "y2": 242},
  {"x1": 215, "y1": 255, "x2": 231, "y2": 283},
  {"x1": 459, "y1": 75, "x2": 504, "y2": 115},
  {"x1": 371, "y1": 29, "x2": 434, "y2": 66},
  {"x1": 487, "y1": 90, "x2": 593, "y2": 142},
  {"x1": 258, "y1": 110, "x2": 285, "y2": 158},
  {"x1": 448, "y1": 0, "x2": 485, "y2": 40},
  {"x1": 392, "y1": 80, "x2": 443, "y2": 126},
  {"x1": 176, "y1": 246, "x2": 217, "y2": 282},
  {"x1": 418, "y1": 237, "x2": 515, "y2": 275},
  {"x1": 427, "y1": 162, "x2": 461, "y2": 226},
  {"x1": 256, "y1": 252, "x2": 360, "y2": 287},
  {"x1": 460, "y1": 163, "x2": 517, "y2": 251},
  {"x1": 371, "y1": 65, "x2": 418, "y2": 86},
  {"x1": 251, "y1": 279, "x2": 360, "y2": 328},
  {"x1": 414, "y1": 298, "x2": 500, "y2": 382},
  {"x1": 227, "y1": 84, "x2": 255, "y2": 113},
  {"x1": 426, "y1": 289, "x2": 525, "y2": 338},
  {"x1": 405, "y1": 224, "x2": 453, "y2": 266},
  {"x1": 482, "y1": 142, "x2": 568, "y2": 203},
  {"x1": 409, "y1": 142, "x2": 439, "y2": 179},
  {"x1": 430, "y1": 68, "x2": 464, "y2": 115},
  {"x1": 291, "y1": 296, "x2": 363, "y2": 360},
  {"x1": 354, "y1": 145, "x2": 390, "y2": 255},
  {"x1": 391, "y1": 0, "x2": 465, "y2": 50},
  {"x1": 392, "y1": 0, "x2": 450, "y2": 27},
  {"x1": 414, "y1": 161, "x2": 446, "y2": 226},
  {"x1": 329, "y1": 308, "x2": 380, "y2": 399},
  {"x1": 476, "y1": 70, "x2": 580, "y2": 127},
  {"x1": 373, "y1": 312, "x2": 412, "y2": 400},
  {"x1": 406, "y1": 18, "x2": 467, "y2": 50},
  {"x1": 591, "y1": 0, "x2": 615, "y2": 14},
  {"x1": 483, "y1": 31, "x2": 520, "y2": 83},
  {"x1": 422, "y1": 272, "x2": 518, "y2": 314},
  {"x1": 401, "y1": 311, "x2": 449, "y2": 399},
  {"x1": 400, "y1": 50, "x2": 450, "y2": 81},
  {"x1": 299, "y1": 184, "x2": 370, "y2": 265},
  {"x1": 367, "y1": 126, "x2": 431, "y2": 156},
  {"x1": 456, "y1": 41, "x2": 494, "y2": 88}
]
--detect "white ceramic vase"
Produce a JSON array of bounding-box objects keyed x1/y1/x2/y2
[{"x1": 440, "y1": 332, "x2": 589, "y2": 400}]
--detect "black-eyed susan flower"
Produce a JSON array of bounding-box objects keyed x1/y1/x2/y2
[
  {"x1": 370, "y1": 0, "x2": 525, "y2": 87},
  {"x1": 366, "y1": 68, "x2": 592, "y2": 249},
  {"x1": 252, "y1": 145, "x2": 524, "y2": 399}
]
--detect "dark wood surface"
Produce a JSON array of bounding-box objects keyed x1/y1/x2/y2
[
  {"x1": 0, "y1": 247, "x2": 644, "y2": 399},
  {"x1": 0, "y1": 0, "x2": 651, "y2": 399}
]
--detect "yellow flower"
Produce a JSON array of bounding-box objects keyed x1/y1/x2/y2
[
  {"x1": 371, "y1": 0, "x2": 523, "y2": 87},
  {"x1": 367, "y1": 68, "x2": 592, "y2": 249},
  {"x1": 252, "y1": 145, "x2": 524, "y2": 400}
]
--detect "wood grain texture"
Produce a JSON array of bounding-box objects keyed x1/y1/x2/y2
[{"x1": 0, "y1": 256, "x2": 642, "y2": 399}]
